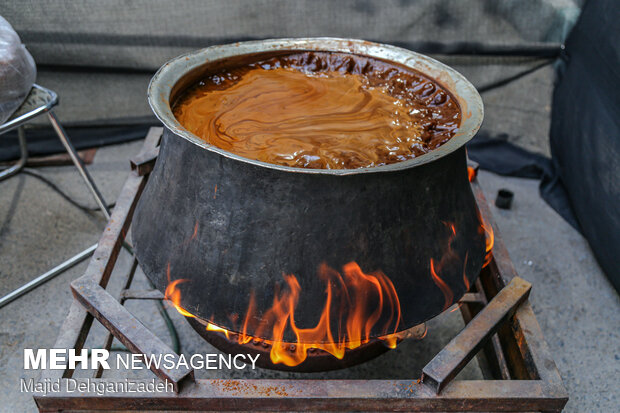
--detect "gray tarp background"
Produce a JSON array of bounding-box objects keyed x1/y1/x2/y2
[
  {"x1": 2, "y1": 0, "x2": 581, "y2": 157},
  {"x1": 5, "y1": 0, "x2": 579, "y2": 70}
]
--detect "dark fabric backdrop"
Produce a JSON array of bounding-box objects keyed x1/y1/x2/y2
[{"x1": 548, "y1": 0, "x2": 620, "y2": 291}]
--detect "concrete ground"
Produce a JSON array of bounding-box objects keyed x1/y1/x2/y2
[{"x1": 0, "y1": 140, "x2": 618, "y2": 412}]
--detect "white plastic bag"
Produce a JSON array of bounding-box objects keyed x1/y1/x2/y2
[{"x1": 0, "y1": 15, "x2": 36, "y2": 125}]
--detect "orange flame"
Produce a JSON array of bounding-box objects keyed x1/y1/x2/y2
[
  {"x1": 164, "y1": 279, "x2": 195, "y2": 318},
  {"x1": 467, "y1": 165, "x2": 494, "y2": 268},
  {"x1": 467, "y1": 166, "x2": 476, "y2": 182},
  {"x1": 449, "y1": 252, "x2": 470, "y2": 313},
  {"x1": 480, "y1": 214, "x2": 494, "y2": 267},
  {"x1": 206, "y1": 322, "x2": 231, "y2": 339},
  {"x1": 191, "y1": 221, "x2": 199, "y2": 240},
  {"x1": 428, "y1": 222, "x2": 459, "y2": 311},
  {"x1": 467, "y1": 162, "x2": 494, "y2": 267},
  {"x1": 467, "y1": 163, "x2": 494, "y2": 266},
  {"x1": 462, "y1": 252, "x2": 470, "y2": 292},
  {"x1": 165, "y1": 262, "x2": 402, "y2": 366},
  {"x1": 429, "y1": 258, "x2": 454, "y2": 311}
]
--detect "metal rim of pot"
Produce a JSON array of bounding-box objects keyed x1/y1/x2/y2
[{"x1": 147, "y1": 37, "x2": 484, "y2": 175}]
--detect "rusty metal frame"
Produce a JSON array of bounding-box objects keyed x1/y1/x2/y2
[{"x1": 34, "y1": 127, "x2": 568, "y2": 412}]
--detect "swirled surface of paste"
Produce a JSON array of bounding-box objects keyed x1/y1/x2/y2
[{"x1": 173, "y1": 52, "x2": 461, "y2": 169}]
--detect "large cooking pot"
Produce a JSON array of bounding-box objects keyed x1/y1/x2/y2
[{"x1": 133, "y1": 38, "x2": 485, "y2": 343}]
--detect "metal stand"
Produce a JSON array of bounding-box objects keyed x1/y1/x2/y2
[
  {"x1": 0, "y1": 84, "x2": 110, "y2": 308},
  {"x1": 34, "y1": 128, "x2": 568, "y2": 412}
]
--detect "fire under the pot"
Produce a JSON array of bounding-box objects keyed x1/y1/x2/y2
[
  {"x1": 161, "y1": 167, "x2": 492, "y2": 372},
  {"x1": 165, "y1": 261, "x2": 414, "y2": 371}
]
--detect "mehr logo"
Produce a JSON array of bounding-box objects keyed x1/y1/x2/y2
[
  {"x1": 24, "y1": 348, "x2": 261, "y2": 370},
  {"x1": 24, "y1": 349, "x2": 110, "y2": 370}
]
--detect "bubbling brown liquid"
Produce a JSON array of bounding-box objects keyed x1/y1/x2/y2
[{"x1": 173, "y1": 52, "x2": 461, "y2": 169}]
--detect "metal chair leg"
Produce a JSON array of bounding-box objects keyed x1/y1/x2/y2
[
  {"x1": 0, "y1": 95, "x2": 115, "y2": 308},
  {"x1": 0, "y1": 243, "x2": 97, "y2": 309},
  {"x1": 47, "y1": 110, "x2": 111, "y2": 220},
  {"x1": 0, "y1": 126, "x2": 28, "y2": 181}
]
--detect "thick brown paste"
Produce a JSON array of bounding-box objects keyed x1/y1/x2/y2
[{"x1": 173, "y1": 51, "x2": 461, "y2": 169}]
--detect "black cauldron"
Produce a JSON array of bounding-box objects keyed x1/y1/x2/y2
[{"x1": 132, "y1": 39, "x2": 485, "y2": 363}]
